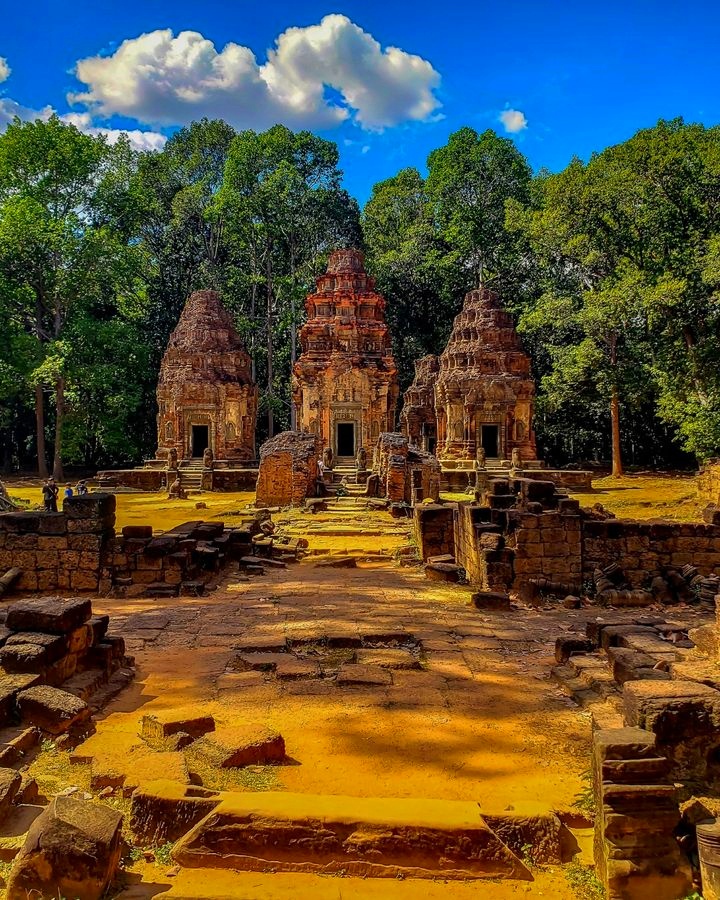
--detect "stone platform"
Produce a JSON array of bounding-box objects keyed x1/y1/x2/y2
[
  {"x1": 96, "y1": 459, "x2": 258, "y2": 493},
  {"x1": 440, "y1": 461, "x2": 592, "y2": 493}
]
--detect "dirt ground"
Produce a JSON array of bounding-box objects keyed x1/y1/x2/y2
[{"x1": 1, "y1": 471, "x2": 709, "y2": 898}]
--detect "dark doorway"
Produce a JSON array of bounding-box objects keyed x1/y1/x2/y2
[
  {"x1": 336, "y1": 422, "x2": 355, "y2": 457},
  {"x1": 481, "y1": 424, "x2": 499, "y2": 458},
  {"x1": 191, "y1": 425, "x2": 209, "y2": 458}
]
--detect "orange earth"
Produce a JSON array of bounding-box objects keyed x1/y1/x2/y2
[{"x1": 1, "y1": 473, "x2": 701, "y2": 897}]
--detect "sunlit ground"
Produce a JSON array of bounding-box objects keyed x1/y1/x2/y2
[
  {"x1": 442, "y1": 472, "x2": 703, "y2": 522},
  {"x1": 6, "y1": 472, "x2": 705, "y2": 531}
]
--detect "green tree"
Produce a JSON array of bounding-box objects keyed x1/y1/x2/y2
[
  {"x1": 363, "y1": 167, "x2": 461, "y2": 389},
  {"x1": 0, "y1": 116, "x2": 143, "y2": 477},
  {"x1": 219, "y1": 125, "x2": 360, "y2": 437},
  {"x1": 426, "y1": 127, "x2": 532, "y2": 292}
]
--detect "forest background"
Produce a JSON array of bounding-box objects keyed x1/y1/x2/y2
[{"x1": 1, "y1": 114, "x2": 719, "y2": 479}]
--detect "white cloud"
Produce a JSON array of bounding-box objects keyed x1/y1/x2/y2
[
  {"x1": 0, "y1": 98, "x2": 54, "y2": 129},
  {"x1": 70, "y1": 16, "x2": 442, "y2": 131},
  {"x1": 60, "y1": 112, "x2": 166, "y2": 151},
  {"x1": 499, "y1": 108, "x2": 528, "y2": 134},
  {"x1": 0, "y1": 58, "x2": 10, "y2": 84}
]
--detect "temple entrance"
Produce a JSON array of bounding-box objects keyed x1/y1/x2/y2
[
  {"x1": 481, "y1": 424, "x2": 499, "y2": 459},
  {"x1": 336, "y1": 422, "x2": 356, "y2": 458},
  {"x1": 191, "y1": 425, "x2": 209, "y2": 458}
]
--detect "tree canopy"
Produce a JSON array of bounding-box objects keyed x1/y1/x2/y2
[{"x1": 1, "y1": 115, "x2": 719, "y2": 476}]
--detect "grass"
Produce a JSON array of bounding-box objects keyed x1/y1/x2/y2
[
  {"x1": 565, "y1": 861, "x2": 605, "y2": 899},
  {"x1": 572, "y1": 770, "x2": 596, "y2": 816}
]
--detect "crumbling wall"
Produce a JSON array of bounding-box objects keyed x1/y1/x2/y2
[
  {"x1": 0, "y1": 495, "x2": 116, "y2": 593},
  {"x1": 583, "y1": 519, "x2": 720, "y2": 585},
  {"x1": 374, "y1": 432, "x2": 441, "y2": 504},
  {"x1": 592, "y1": 727, "x2": 691, "y2": 899},
  {"x1": 256, "y1": 431, "x2": 321, "y2": 507},
  {"x1": 413, "y1": 504, "x2": 455, "y2": 560}
]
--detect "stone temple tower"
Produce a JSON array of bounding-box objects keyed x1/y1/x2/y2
[
  {"x1": 434, "y1": 287, "x2": 537, "y2": 462},
  {"x1": 156, "y1": 290, "x2": 258, "y2": 463},
  {"x1": 292, "y1": 250, "x2": 399, "y2": 462}
]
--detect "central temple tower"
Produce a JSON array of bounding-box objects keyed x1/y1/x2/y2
[{"x1": 292, "y1": 250, "x2": 399, "y2": 462}]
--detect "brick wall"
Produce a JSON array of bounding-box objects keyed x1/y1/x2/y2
[
  {"x1": 255, "y1": 431, "x2": 321, "y2": 507},
  {"x1": 583, "y1": 519, "x2": 720, "y2": 584},
  {"x1": 0, "y1": 495, "x2": 116, "y2": 593},
  {"x1": 413, "y1": 504, "x2": 455, "y2": 559},
  {"x1": 512, "y1": 511, "x2": 583, "y2": 586}
]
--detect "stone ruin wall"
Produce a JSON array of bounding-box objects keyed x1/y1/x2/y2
[
  {"x1": 0, "y1": 496, "x2": 262, "y2": 597},
  {"x1": 255, "y1": 431, "x2": 322, "y2": 508},
  {"x1": 416, "y1": 483, "x2": 720, "y2": 594},
  {"x1": 0, "y1": 496, "x2": 116, "y2": 594},
  {"x1": 373, "y1": 432, "x2": 440, "y2": 504}
]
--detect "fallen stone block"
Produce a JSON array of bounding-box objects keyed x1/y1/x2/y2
[
  {"x1": 16, "y1": 685, "x2": 90, "y2": 734},
  {"x1": 0, "y1": 642, "x2": 55, "y2": 674},
  {"x1": 189, "y1": 725, "x2": 286, "y2": 768},
  {"x1": 315, "y1": 556, "x2": 357, "y2": 568},
  {"x1": 424, "y1": 562, "x2": 463, "y2": 582},
  {"x1": 274, "y1": 659, "x2": 321, "y2": 680},
  {"x1": 355, "y1": 649, "x2": 420, "y2": 670},
  {"x1": 141, "y1": 710, "x2": 215, "y2": 748},
  {"x1": 130, "y1": 779, "x2": 221, "y2": 846},
  {"x1": 0, "y1": 767, "x2": 21, "y2": 825},
  {"x1": 6, "y1": 795, "x2": 122, "y2": 900},
  {"x1": 471, "y1": 591, "x2": 511, "y2": 610},
  {"x1": 6, "y1": 597, "x2": 91, "y2": 634},
  {"x1": 171, "y1": 791, "x2": 531, "y2": 879},
  {"x1": 554, "y1": 636, "x2": 595, "y2": 664},
  {"x1": 121, "y1": 525, "x2": 153, "y2": 539}
]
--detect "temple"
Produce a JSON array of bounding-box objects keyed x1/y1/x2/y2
[
  {"x1": 434, "y1": 287, "x2": 538, "y2": 463},
  {"x1": 97, "y1": 289, "x2": 258, "y2": 491},
  {"x1": 400, "y1": 287, "x2": 590, "y2": 489},
  {"x1": 401, "y1": 288, "x2": 537, "y2": 463},
  {"x1": 292, "y1": 250, "x2": 399, "y2": 463},
  {"x1": 156, "y1": 289, "x2": 257, "y2": 464}
]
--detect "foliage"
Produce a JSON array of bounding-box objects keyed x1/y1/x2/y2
[
  {"x1": 2, "y1": 115, "x2": 720, "y2": 473},
  {"x1": 565, "y1": 862, "x2": 605, "y2": 899}
]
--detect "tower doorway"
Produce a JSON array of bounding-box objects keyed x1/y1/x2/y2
[
  {"x1": 336, "y1": 422, "x2": 356, "y2": 458},
  {"x1": 191, "y1": 425, "x2": 209, "y2": 458},
  {"x1": 480, "y1": 424, "x2": 499, "y2": 459}
]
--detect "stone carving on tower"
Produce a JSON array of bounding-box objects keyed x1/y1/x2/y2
[
  {"x1": 156, "y1": 289, "x2": 258, "y2": 463},
  {"x1": 292, "y1": 249, "x2": 399, "y2": 462},
  {"x1": 401, "y1": 287, "x2": 537, "y2": 464}
]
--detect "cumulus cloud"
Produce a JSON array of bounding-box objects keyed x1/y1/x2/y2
[
  {"x1": 0, "y1": 58, "x2": 10, "y2": 84},
  {"x1": 0, "y1": 98, "x2": 54, "y2": 129},
  {"x1": 60, "y1": 112, "x2": 166, "y2": 151},
  {"x1": 70, "y1": 16, "x2": 442, "y2": 131},
  {"x1": 499, "y1": 108, "x2": 528, "y2": 134}
]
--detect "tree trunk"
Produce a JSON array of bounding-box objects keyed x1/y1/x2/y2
[
  {"x1": 52, "y1": 376, "x2": 65, "y2": 482},
  {"x1": 266, "y1": 255, "x2": 274, "y2": 439},
  {"x1": 610, "y1": 383, "x2": 623, "y2": 477},
  {"x1": 289, "y1": 248, "x2": 297, "y2": 431},
  {"x1": 35, "y1": 385, "x2": 49, "y2": 478}
]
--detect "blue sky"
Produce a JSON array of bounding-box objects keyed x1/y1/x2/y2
[{"x1": 2, "y1": 0, "x2": 720, "y2": 203}]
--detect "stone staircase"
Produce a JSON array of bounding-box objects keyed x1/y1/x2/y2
[{"x1": 179, "y1": 459, "x2": 205, "y2": 492}]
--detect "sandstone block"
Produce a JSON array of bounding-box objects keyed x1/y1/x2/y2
[
  {"x1": 141, "y1": 710, "x2": 215, "y2": 747},
  {"x1": 337, "y1": 664, "x2": 393, "y2": 686},
  {"x1": 17, "y1": 685, "x2": 90, "y2": 734},
  {"x1": 0, "y1": 767, "x2": 21, "y2": 826},
  {"x1": 6, "y1": 597, "x2": 92, "y2": 634},
  {"x1": 6, "y1": 795, "x2": 122, "y2": 900},
  {"x1": 189, "y1": 724, "x2": 286, "y2": 768}
]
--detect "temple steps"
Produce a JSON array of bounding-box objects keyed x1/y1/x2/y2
[{"x1": 144, "y1": 786, "x2": 545, "y2": 880}]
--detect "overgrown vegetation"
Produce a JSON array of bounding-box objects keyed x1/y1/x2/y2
[
  {"x1": 565, "y1": 861, "x2": 605, "y2": 899},
  {"x1": 2, "y1": 115, "x2": 720, "y2": 473}
]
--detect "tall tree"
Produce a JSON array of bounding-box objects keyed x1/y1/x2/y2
[
  {"x1": 426, "y1": 127, "x2": 532, "y2": 292},
  {"x1": 0, "y1": 116, "x2": 141, "y2": 478},
  {"x1": 363, "y1": 167, "x2": 462, "y2": 389},
  {"x1": 219, "y1": 125, "x2": 360, "y2": 438}
]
